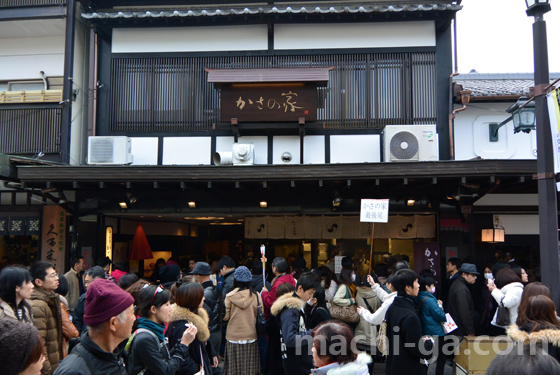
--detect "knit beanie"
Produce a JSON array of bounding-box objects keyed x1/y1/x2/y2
[
  {"x1": 159, "y1": 264, "x2": 181, "y2": 284},
  {"x1": 84, "y1": 278, "x2": 134, "y2": 327},
  {"x1": 234, "y1": 266, "x2": 252, "y2": 283},
  {"x1": 0, "y1": 319, "x2": 40, "y2": 375}
]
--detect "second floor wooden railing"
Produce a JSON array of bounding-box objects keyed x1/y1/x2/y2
[{"x1": 0, "y1": 90, "x2": 63, "y2": 104}]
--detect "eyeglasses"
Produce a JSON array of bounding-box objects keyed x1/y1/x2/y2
[
  {"x1": 152, "y1": 285, "x2": 164, "y2": 303},
  {"x1": 47, "y1": 272, "x2": 59, "y2": 279}
]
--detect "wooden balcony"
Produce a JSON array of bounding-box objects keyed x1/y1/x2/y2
[{"x1": 0, "y1": 90, "x2": 63, "y2": 104}]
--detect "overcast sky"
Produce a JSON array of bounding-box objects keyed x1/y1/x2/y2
[{"x1": 456, "y1": 0, "x2": 560, "y2": 74}]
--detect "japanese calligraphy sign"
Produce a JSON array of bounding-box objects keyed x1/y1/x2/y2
[
  {"x1": 414, "y1": 242, "x2": 441, "y2": 286},
  {"x1": 360, "y1": 199, "x2": 389, "y2": 223},
  {"x1": 41, "y1": 206, "x2": 66, "y2": 271},
  {"x1": 221, "y1": 83, "x2": 317, "y2": 122}
]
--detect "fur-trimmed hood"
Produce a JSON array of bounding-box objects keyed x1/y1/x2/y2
[
  {"x1": 270, "y1": 292, "x2": 306, "y2": 317},
  {"x1": 507, "y1": 324, "x2": 560, "y2": 347},
  {"x1": 170, "y1": 304, "x2": 211, "y2": 342}
]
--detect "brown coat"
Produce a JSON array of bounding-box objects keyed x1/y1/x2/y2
[
  {"x1": 223, "y1": 288, "x2": 262, "y2": 341},
  {"x1": 30, "y1": 288, "x2": 63, "y2": 375},
  {"x1": 59, "y1": 296, "x2": 79, "y2": 357}
]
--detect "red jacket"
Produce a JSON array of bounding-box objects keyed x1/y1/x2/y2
[{"x1": 262, "y1": 273, "x2": 296, "y2": 318}]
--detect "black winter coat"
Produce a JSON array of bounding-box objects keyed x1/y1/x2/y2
[
  {"x1": 508, "y1": 323, "x2": 560, "y2": 363},
  {"x1": 128, "y1": 328, "x2": 188, "y2": 375},
  {"x1": 201, "y1": 280, "x2": 223, "y2": 333},
  {"x1": 306, "y1": 304, "x2": 332, "y2": 330},
  {"x1": 52, "y1": 332, "x2": 127, "y2": 375},
  {"x1": 447, "y1": 277, "x2": 475, "y2": 336},
  {"x1": 250, "y1": 275, "x2": 272, "y2": 293},
  {"x1": 263, "y1": 313, "x2": 285, "y2": 375},
  {"x1": 72, "y1": 293, "x2": 86, "y2": 335},
  {"x1": 166, "y1": 305, "x2": 217, "y2": 375},
  {"x1": 270, "y1": 293, "x2": 313, "y2": 375},
  {"x1": 385, "y1": 293, "x2": 433, "y2": 375}
]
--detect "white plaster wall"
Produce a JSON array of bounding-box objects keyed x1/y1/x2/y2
[
  {"x1": 0, "y1": 36, "x2": 65, "y2": 80},
  {"x1": 304, "y1": 136, "x2": 325, "y2": 164},
  {"x1": 130, "y1": 137, "x2": 159, "y2": 165},
  {"x1": 453, "y1": 103, "x2": 537, "y2": 160},
  {"x1": 330, "y1": 134, "x2": 381, "y2": 163},
  {"x1": 274, "y1": 21, "x2": 435, "y2": 50},
  {"x1": 112, "y1": 25, "x2": 268, "y2": 53},
  {"x1": 216, "y1": 136, "x2": 268, "y2": 165},
  {"x1": 163, "y1": 137, "x2": 212, "y2": 165},
  {"x1": 273, "y1": 136, "x2": 300, "y2": 165},
  {"x1": 493, "y1": 214, "x2": 539, "y2": 235}
]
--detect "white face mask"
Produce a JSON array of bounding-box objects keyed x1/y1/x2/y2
[
  {"x1": 485, "y1": 273, "x2": 493, "y2": 280},
  {"x1": 431, "y1": 286, "x2": 436, "y2": 294},
  {"x1": 307, "y1": 298, "x2": 314, "y2": 306},
  {"x1": 351, "y1": 274, "x2": 356, "y2": 282}
]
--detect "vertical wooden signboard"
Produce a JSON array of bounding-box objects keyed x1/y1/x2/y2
[{"x1": 41, "y1": 206, "x2": 66, "y2": 271}]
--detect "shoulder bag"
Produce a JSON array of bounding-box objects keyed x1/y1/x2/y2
[
  {"x1": 376, "y1": 320, "x2": 388, "y2": 355},
  {"x1": 327, "y1": 285, "x2": 360, "y2": 323},
  {"x1": 496, "y1": 296, "x2": 510, "y2": 326}
]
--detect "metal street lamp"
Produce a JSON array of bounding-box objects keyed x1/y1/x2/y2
[
  {"x1": 525, "y1": 0, "x2": 551, "y2": 16},
  {"x1": 488, "y1": 97, "x2": 536, "y2": 141},
  {"x1": 525, "y1": 0, "x2": 560, "y2": 308},
  {"x1": 509, "y1": 97, "x2": 536, "y2": 133}
]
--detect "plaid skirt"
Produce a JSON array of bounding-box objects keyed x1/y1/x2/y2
[{"x1": 224, "y1": 340, "x2": 260, "y2": 375}]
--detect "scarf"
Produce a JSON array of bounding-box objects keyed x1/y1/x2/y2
[{"x1": 137, "y1": 317, "x2": 165, "y2": 341}]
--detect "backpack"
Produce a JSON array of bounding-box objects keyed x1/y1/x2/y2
[{"x1": 126, "y1": 328, "x2": 169, "y2": 375}]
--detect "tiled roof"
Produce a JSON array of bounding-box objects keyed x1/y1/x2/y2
[
  {"x1": 455, "y1": 73, "x2": 560, "y2": 97},
  {"x1": 82, "y1": 3, "x2": 462, "y2": 19}
]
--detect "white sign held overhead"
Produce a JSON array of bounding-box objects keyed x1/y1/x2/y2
[{"x1": 360, "y1": 199, "x2": 389, "y2": 223}]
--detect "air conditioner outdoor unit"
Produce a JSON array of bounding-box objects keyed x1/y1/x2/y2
[
  {"x1": 383, "y1": 125, "x2": 439, "y2": 162},
  {"x1": 87, "y1": 136, "x2": 133, "y2": 165},
  {"x1": 213, "y1": 143, "x2": 255, "y2": 166}
]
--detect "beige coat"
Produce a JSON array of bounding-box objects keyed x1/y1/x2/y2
[
  {"x1": 63, "y1": 268, "x2": 81, "y2": 313},
  {"x1": 223, "y1": 288, "x2": 262, "y2": 341},
  {"x1": 30, "y1": 288, "x2": 63, "y2": 375}
]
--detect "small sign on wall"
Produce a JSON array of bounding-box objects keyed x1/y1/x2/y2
[{"x1": 221, "y1": 83, "x2": 317, "y2": 122}]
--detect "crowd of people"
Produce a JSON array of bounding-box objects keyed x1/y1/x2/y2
[{"x1": 1, "y1": 250, "x2": 560, "y2": 375}]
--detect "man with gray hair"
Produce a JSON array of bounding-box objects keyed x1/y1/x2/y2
[
  {"x1": 261, "y1": 257, "x2": 296, "y2": 318},
  {"x1": 72, "y1": 266, "x2": 106, "y2": 334},
  {"x1": 54, "y1": 279, "x2": 135, "y2": 375}
]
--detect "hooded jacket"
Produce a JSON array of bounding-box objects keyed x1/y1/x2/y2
[
  {"x1": 0, "y1": 297, "x2": 33, "y2": 324},
  {"x1": 491, "y1": 282, "x2": 524, "y2": 327},
  {"x1": 417, "y1": 291, "x2": 446, "y2": 337},
  {"x1": 270, "y1": 292, "x2": 313, "y2": 375},
  {"x1": 354, "y1": 286, "x2": 382, "y2": 346},
  {"x1": 30, "y1": 287, "x2": 63, "y2": 375},
  {"x1": 262, "y1": 273, "x2": 296, "y2": 318},
  {"x1": 166, "y1": 305, "x2": 216, "y2": 375},
  {"x1": 385, "y1": 293, "x2": 433, "y2": 375},
  {"x1": 507, "y1": 323, "x2": 560, "y2": 363},
  {"x1": 52, "y1": 331, "x2": 127, "y2": 375},
  {"x1": 223, "y1": 287, "x2": 261, "y2": 341},
  {"x1": 447, "y1": 276, "x2": 475, "y2": 336},
  {"x1": 310, "y1": 353, "x2": 372, "y2": 375}
]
